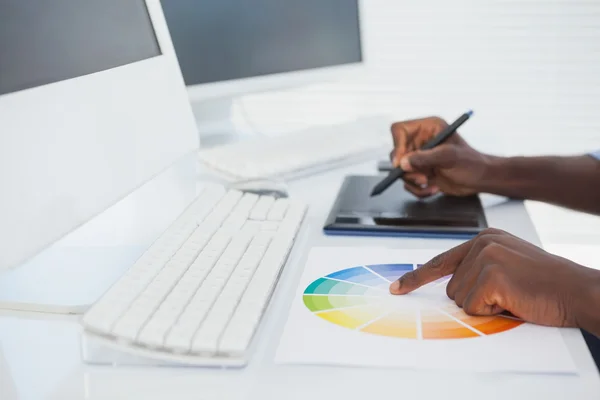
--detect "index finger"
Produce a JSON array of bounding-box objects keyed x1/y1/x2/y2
[
  {"x1": 390, "y1": 119, "x2": 426, "y2": 165},
  {"x1": 389, "y1": 240, "x2": 474, "y2": 295}
]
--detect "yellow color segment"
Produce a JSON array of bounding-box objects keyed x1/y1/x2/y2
[
  {"x1": 360, "y1": 311, "x2": 417, "y2": 338},
  {"x1": 316, "y1": 304, "x2": 388, "y2": 329}
]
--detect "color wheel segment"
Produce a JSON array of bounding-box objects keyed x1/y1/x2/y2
[{"x1": 303, "y1": 264, "x2": 524, "y2": 340}]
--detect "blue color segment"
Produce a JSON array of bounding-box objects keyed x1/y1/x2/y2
[
  {"x1": 366, "y1": 263, "x2": 414, "y2": 282},
  {"x1": 326, "y1": 266, "x2": 388, "y2": 287}
]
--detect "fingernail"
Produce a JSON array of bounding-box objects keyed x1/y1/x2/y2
[
  {"x1": 400, "y1": 156, "x2": 411, "y2": 171},
  {"x1": 390, "y1": 279, "x2": 402, "y2": 293},
  {"x1": 392, "y1": 156, "x2": 399, "y2": 167}
]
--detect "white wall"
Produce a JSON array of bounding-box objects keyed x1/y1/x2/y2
[
  {"x1": 359, "y1": 0, "x2": 600, "y2": 156},
  {"x1": 242, "y1": 0, "x2": 600, "y2": 157},
  {"x1": 358, "y1": 0, "x2": 600, "y2": 253}
]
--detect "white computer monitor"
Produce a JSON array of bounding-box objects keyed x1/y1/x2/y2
[
  {"x1": 0, "y1": 0, "x2": 199, "y2": 271},
  {"x1": 161, "y1": 0, "x2": 367, "y2": 139}
]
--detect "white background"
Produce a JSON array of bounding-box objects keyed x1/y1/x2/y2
[{"x1": 238, "y1": 0, "x2": 600, "y2": 266}]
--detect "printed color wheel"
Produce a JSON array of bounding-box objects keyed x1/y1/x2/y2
[{"x1": 303, "y1": 264, "x2": 523, "y2": 339}]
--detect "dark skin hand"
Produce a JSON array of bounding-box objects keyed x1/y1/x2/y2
[
  {"x1": 388, "y1": 116, "x2": 600, "y2": 335},
  {"x1": 390, "y1": 116, "x2": 600, "y2": 215},
  {"x1": 389, "y1": 116, "x2": 490, "y2": 198},
  {"x1": 390, "y1": 228, "x2": 600, "y2": 337}
]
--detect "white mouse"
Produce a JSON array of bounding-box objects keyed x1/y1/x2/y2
[{"x1": 229, "y1": 179, "x2": 289, "y2": 198}]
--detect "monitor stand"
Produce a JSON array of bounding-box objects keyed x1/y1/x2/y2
[
  {"x1": 191, "y1": 96, "x2": 258, "y2": 148},
  {"x1": 0, "y1": 152, "x2": 204, "y2": 314}
]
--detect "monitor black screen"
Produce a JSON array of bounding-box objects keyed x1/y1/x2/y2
[
  {"x1": 0, "y1": 0, "x2": 161, "y2": 96},
  {"x1": 161, "y1": 0, "x2": 362, "y2": 85}
]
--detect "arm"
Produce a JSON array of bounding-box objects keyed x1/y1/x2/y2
[{"x1": 483, "y1": 154, "x2": 600, "y2": 215}]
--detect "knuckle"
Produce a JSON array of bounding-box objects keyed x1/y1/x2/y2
[
  {"x1": 390, "y1": 122, "x2": 404, "y2": 134},
  {"x1": 463, "y1": 299, "x2": 478, "y2": 315},
  {"x1": 480, "y1": 242, "x2": 503, "y2": 260},
  {"x1": 429, "y1": 116, "x2": 447, "y2": 126},
  {"x1": 454, "y1": 288, "x2": 467, "y2": 307},
  {"x1": 473, "y1": 233, "x2": 495, "y2": 250},
  {"x1": 427, "y1": 253, "x2": 447, "y2": 275},
  {"x1": 479, "y1": 227, "x2": 504, "y2": 237},
  {"x1": 482, "y1": 263, "x2": 504, "y2": 281}
]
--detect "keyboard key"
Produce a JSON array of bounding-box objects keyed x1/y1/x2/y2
[
  {"x1": 234, "y1": 193, "x2": 260, "y2": 215},
  {"x1": 267, "y1": 198, "x2": 289, "y2": 221},
  {"x1": 203, "y1": 190, "x2": 243, "y2": 225},
  {"x1": 250, "y1": 196, "x2": 275, "y2": 220},
  {"x1": 220, "y1": 212, "x2": 249, "y2": 233},
  {"x1": 260, "y1": 221, "x2": 279, "y2": 231},
  {"x1": 278, "y1": 202, "x2": 306, "y2": 234},
  {"x1": 241, "y1": 220, "x2": 262, "y2": 234}
]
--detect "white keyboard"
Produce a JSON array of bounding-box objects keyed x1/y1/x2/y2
[
  {"x1": 81, "y1": 183, "x2": 306, "y2": 366},
  {"x1": 198, "y1": 116, "x2": 392, "y2": 181}
]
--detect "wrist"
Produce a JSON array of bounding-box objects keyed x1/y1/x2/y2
[
  {"x1": 474, "y1": 155, "x2": 513, "y2": 194},
  {"x1": 475, "y1": 155, "x2": 553, "y2": 198}
]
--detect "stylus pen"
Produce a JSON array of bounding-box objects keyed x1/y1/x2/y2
[{"x1": 370, "y1": 110, "x2": 474, "y2": 197}]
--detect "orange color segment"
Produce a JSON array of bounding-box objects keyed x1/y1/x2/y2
[
  {"x1": 441, "y1": 305, "x2": 524, "y2": 334},
  {"x1": 421, "y1": 309, "x2": 480, "y2": 339}
]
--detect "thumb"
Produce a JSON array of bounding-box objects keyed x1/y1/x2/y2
[{"x1": 400, "y1": 146, "x2": 457, "y2": 173}]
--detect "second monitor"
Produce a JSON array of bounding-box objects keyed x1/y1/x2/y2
[{"x1": 161, "y1": 0, "x2": 364, "y2": 138}]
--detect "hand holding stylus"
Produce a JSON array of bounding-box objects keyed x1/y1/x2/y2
[{"x1": 374, "y1": 114, "x2": 492, "y2": 198}]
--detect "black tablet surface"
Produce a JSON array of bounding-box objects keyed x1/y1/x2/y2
[{"x1": 323, "y1": 175, "x2": 488, "y2": 238}]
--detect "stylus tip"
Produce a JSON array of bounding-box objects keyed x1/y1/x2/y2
[{"x1": 466, "y1": 109, "x2": 474, "y2": 117}]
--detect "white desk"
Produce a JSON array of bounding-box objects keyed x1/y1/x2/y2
[{"x1": 0, "y1": 153, "x2": 599, "y2": 400}]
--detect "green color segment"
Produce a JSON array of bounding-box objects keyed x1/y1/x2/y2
[{"x1": 303, "y1": 294, "x2": 373, "y2": 312}]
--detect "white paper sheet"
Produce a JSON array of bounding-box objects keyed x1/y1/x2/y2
[{"x1": 275, "y1": 247, "x2": 577, "y2": 373}]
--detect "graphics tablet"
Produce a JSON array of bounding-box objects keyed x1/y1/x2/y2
[{"x1": 323, "y1": 175, "x2": 488, "y2": 238}]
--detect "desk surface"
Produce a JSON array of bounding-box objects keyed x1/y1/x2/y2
[{"x1": 1, "y1": 154, "x2": 599, "y2": 400}]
